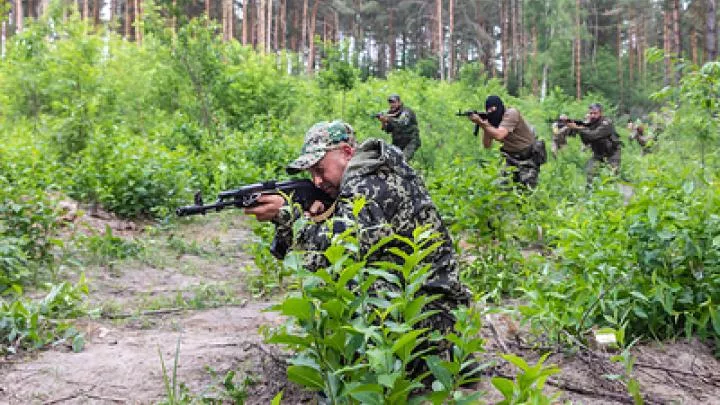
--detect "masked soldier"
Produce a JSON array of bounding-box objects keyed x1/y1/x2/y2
[
  {"x1": 567, "y1": 103, "x2": 622, "y2": 184},
  {"x1": 468, "y1": 95, "x2": 545, "y2": 188},
  {"x1": 375, "y1": 94, "x2": 421, "y2": 160}
]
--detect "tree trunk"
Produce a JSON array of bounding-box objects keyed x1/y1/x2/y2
[
  {"x1": 266, "y1": 0, "x2": 272, "y2": 53},
  {"x1": 280, "y1": 0, "x2": 286, "y2": 49},
  {"x1": 135, "y1": 0, "x2": 142, "y2": 45},
  {"x1": 257, "y1": 0, "x2": 265, "y2": 52},
  {"x1": 501, "y1": 1, "x2": 509, "y2": 81},
  {"x1": 15, "y1": 0, "x2": 23, "y2": 33},
  {"x1": 307, "y1": 0, "x2": 320, "y2": 75},
  {"x1": 274, "y1": 0, "x2": 279, "y2": 50},
  {"x1": 83, "y1": 0, "x2": 88, "y2": 21},
  {"x1": 663, "y1": 7, "x2": 670, "y2": 85},
  {"x1": 124, "y1": 0, "x2": 130, "y2": 39},
  {"x1": 302, "y1": 0, "x2": 308, "y2": 64},
  {"x1": 388, "y1": 8, "x2": 396, "y2": 71},
  {"x1": 511, "y1": 0, "x2": 518, "y2": 84},
  {"x1": 290, "y1": 5, "x2": 298, "y2": 51},
  {"x1": 437, "y1": 0, "x2": 444, "y2": 80},
  {"x1": 707, "y1": 0, "x2": 717, "y2": 61},
  {"x1": 638, "y1": 10, "x2": 645, "y2": 80},
  {"x1": 448, "y1": 0, "x2": 454, "y2": 81},
  {"x1": 228, "y1": 0, "x2": 233, "y2": 40},
  {"x1": 1, "y1": 21, "x2": 6, "y2": 60},
  {"x1": 691, "y1": 26, "x2": 698, "y2": 65},
  {"x1": 205, "y1": 0, "x2": 210, "y2": 18},
  {"x1": 93, "y1": 0, "x2": 101, "y2": 26},
  {"x1": 242, "y1": 0, "x2": 249, "y2": 44},
  {"x1": 617, "y1": 13, "x2": 623, "y2": 111},
  {"x1": 575, "y1": 0, "x2": 581, "y2": 99},
  {"x1": 531, "y1": 24, "x2": 538, "y2": 96},
  {"x1": 672, "y1": 0, "x2": 680, "y2": 83}
]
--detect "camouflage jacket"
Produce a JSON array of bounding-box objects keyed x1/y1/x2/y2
[
  {"x1": 579, "y1": 118, "x2": 620, "y2": 158},
  {"x1": 272, "y1": 139, "x2": 469, "y2": 303},
  {"x1": 382, "y1": 106, "x2": 421, "y2": 149}
]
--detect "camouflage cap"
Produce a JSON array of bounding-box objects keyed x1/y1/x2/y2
[{"x1": 286, "y1": 120, "x2": 357, "y2": 174}]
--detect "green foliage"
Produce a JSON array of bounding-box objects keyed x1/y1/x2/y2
[
  {"x1": 158, "y1": 337, "x2": 252, "y2": 404},
  {"x1": 491, "y1": 353, "x2": 560, "y2": 405},
  {"x1": 268, "y1": 199, "x2": 485, "y2": 404},
  {"x1": 78, "y1": 225, "x2": 145, "y2": 264},
  {"x1": 0, "y1": 276, "x2": 90, "y2": 354},
  {"x1": 69, "y1": 133, "x2": 194, "y2": 218}
]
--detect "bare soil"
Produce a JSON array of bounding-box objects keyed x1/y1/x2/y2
[{"x1": 1, "y1": 211, "x2": 719, "y2": 404}]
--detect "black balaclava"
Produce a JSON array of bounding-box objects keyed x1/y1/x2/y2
[{"x1": 485, "y1": 95, "x2": 505, "y2": 128}]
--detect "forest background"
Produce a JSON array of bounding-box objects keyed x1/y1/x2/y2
[{"x1": 0, "y1": 0, "x2": 719, "y2": 402}]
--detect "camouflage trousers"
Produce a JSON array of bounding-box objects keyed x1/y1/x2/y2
[
  {"x1": 503, "y1": 155, "x2": 539, "y2": 188},
  {"x1": 394, "y1": 137, "x2": 421, "y2": 161},
  {"x1": 586, "y1": 147, "x2": 621, "y2": 184},
  {"x1": 407, "y1": 297, "x2": 460, "y2": 380}
]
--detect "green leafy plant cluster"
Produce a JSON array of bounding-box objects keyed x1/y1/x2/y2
[
  {"x1": 0, "y1": 276, "x2": 90, "y2": 354},
  {"x1": 267, "y1": 200, "x2": 487, "y2": 404}
]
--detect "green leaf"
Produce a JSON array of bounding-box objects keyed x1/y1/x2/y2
[
  {"x1": 377, "y1": 373, "x2": 398, "y2": 388},
  {"x1": 287, "y1": 365, "x2": 324, "y2": 390},
  {"x1": 391, "y1": 329, "x2": 427, "y2": 361},
  {"x1": 72, "y1": 334, "x2": 85, "y2": 353},
  {"x1": 270, "y1": 390, "x2": 283, "y2": 405},
  {"x1": 500, "y1": 353, "x2": 530, "y2": 371},
  {"x1": 491, "y1": 377, "x2": 515, "y2": 399},
  {"x1": 267, "y1": 333, "x2": 313, "y2": 348},
  {"x1": 425, "y1": 355, "x2": 453, "y2": 391},
  {"x1": 281, "y1": 297, "x2": 314, "y2": 322}
]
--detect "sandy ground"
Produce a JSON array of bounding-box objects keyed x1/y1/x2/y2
[{"x1": 1, "y1": 210, "x2": 719, "y2": 404}]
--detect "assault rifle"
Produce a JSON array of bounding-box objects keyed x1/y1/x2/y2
[
  {"x1": 371, "y1": 111, "x2": 399, "y2": 119},
  {"x1": 456, "y1": 110, "x2": 489, "y2": 136},
  {"x1": 176, "y1": 179, "x2": 334, "y2": 217},
  {"x1": 555, "y1": 118, "x2": 588, "y2": 129}
]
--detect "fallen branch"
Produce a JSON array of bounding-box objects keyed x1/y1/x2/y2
[
  {"x1": 105, "y1": 308, "x2": 186, "y2": 319},
  {"x1": 484, "y1": 314, "x2": 510, "y2": 353}
]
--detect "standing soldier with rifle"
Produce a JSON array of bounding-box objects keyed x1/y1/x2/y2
[
  {"x1": 467, "y1": 95, "x2": 545, "y2": 188},
  {"x1": 566, "y1": 103, "x2": 622, "y2": 184},
  {"x1": 374, "y1": 94, "x2": 421, "y2": 161}
]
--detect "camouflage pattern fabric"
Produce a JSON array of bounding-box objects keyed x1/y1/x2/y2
[
  {"x1": 275, "y1": 138, "x2": 469, "y2": 303},
  {"x1": 382, "y1": 106, "x2": 421, "y2": 160},
  {"x1": 579, "y1": 118, "x2": 622, "y2": 183},
  {"x1": 502, "y1": 152, "x2": 539, "y2": 188},
  {"x1": 273, "y1": 139, "x2": 471, "y2": 366},
  {"x1": 286, "y1": 120, "x2": 357, "y2": 174}
]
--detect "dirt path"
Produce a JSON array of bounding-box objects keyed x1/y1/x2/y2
[
  {"x1": 1, "y1": 211, "x2": 719, "y2": 404},
  {"x1": 0, "y1": 213, "x2": 309, "y2": 404}
]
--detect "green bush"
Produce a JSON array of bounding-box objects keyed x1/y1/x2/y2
[{"x1": 69, "y1": 132, "x2": 194, "y2": 218}]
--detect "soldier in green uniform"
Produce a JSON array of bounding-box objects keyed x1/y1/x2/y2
[
  {"x1": 468, "y1": 95, "x2": 544, "y2": 188},
  {"x1": 245, "y1": 120, "x2": 471, "y2": 375},
  {"x1": 375, "y1": 94, "x2": 421, "y2": 160},
  {"x1": 567, "y1": 103, "x2": 622, "y2": 184}
]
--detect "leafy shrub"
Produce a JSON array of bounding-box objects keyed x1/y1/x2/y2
[
  {"x1": 69, "y1": 132, "x2": 194, "y2": 218},
  {"x1": 268, "y1": 201, "x2": 485, "y2": 404},
  {"x1": 0, "y1": 276, "x2": 90, "y2": 353}
]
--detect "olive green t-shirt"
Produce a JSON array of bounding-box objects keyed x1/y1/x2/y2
[{"x1": 499, "y1": 108, "x2": 535, "y2": 153}]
